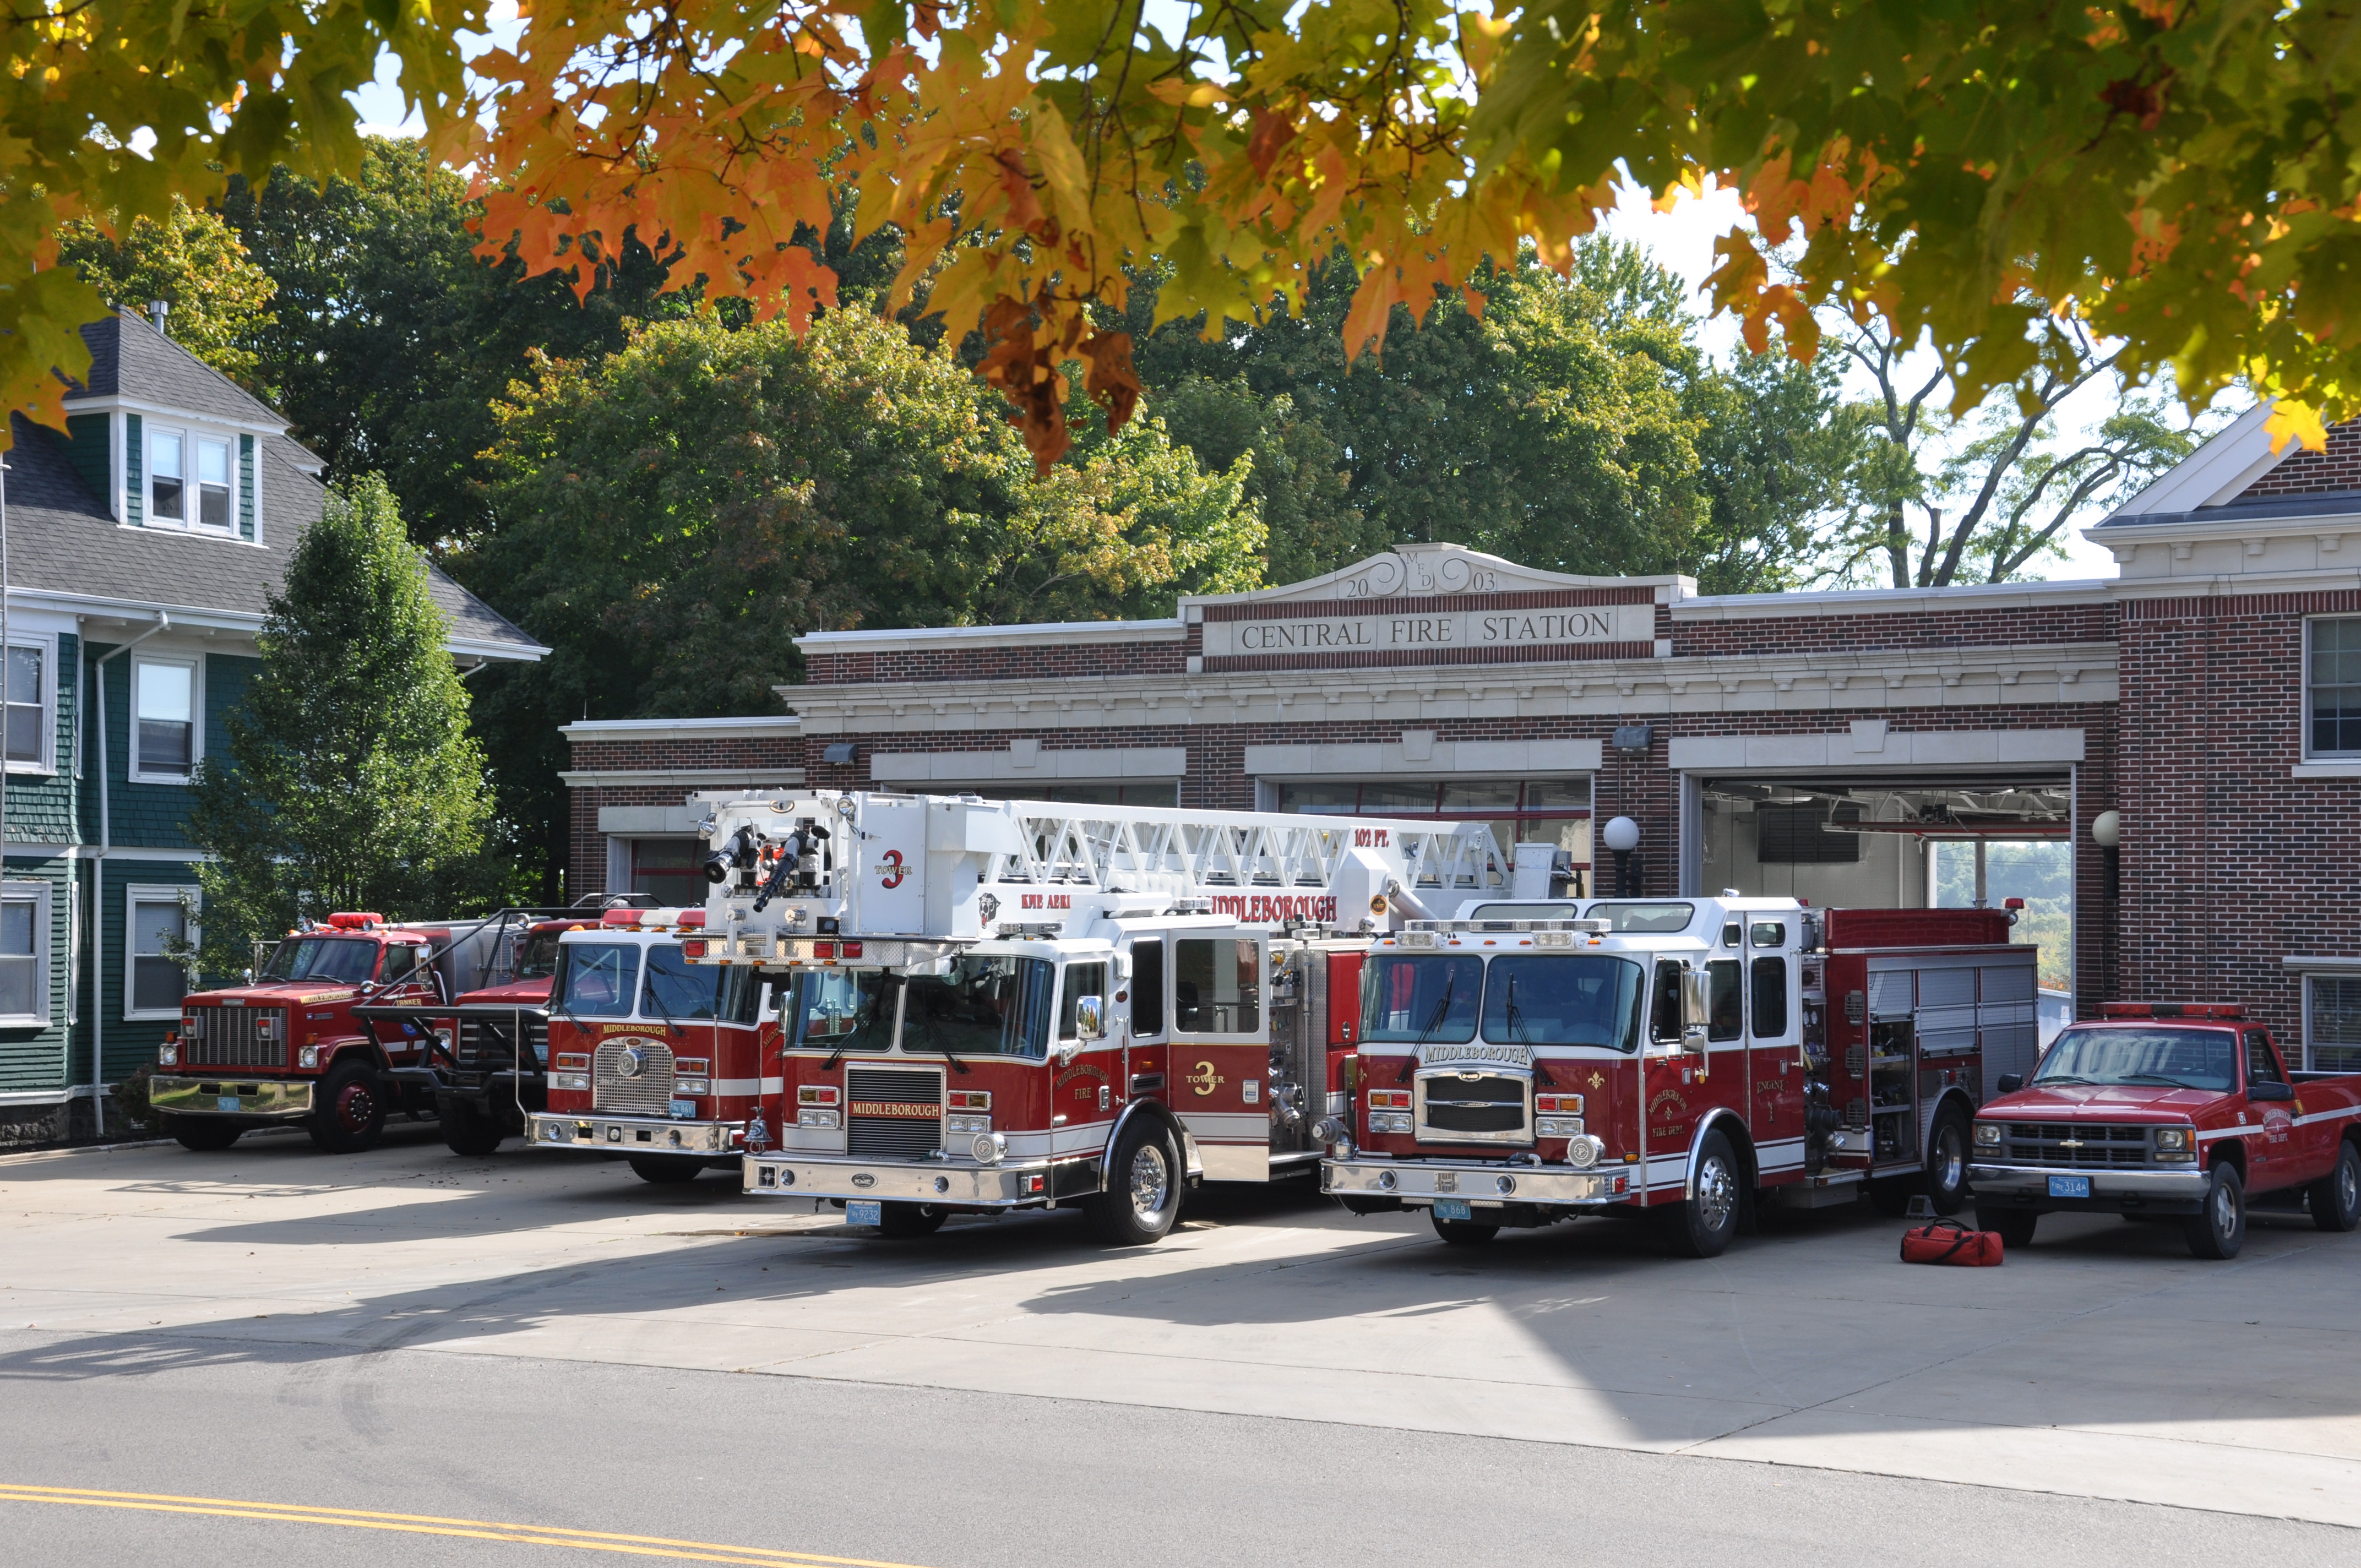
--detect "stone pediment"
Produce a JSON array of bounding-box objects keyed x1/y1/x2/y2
[{"x1": 1180, "y1": 542, "x2": 1688, "y2": 613}]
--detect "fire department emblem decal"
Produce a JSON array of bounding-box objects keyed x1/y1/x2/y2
[
  {"x1": 875, "y1": 850, "x2": 909, "y2": 889},
  {"x1": 1588, "y1": 1071, "x2": 1604, "y2": 1090}
]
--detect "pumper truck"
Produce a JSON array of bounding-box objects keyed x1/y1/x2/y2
[
  {"x1": 654, "y1": 789, "x2": 1502, "y2": 1239},
  {"x1": 1320, "y1": 902, "x2": 2041, "y2": 1255}
]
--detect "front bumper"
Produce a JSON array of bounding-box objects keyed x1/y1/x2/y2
[
  {"x1": 526, "y1": 1113, "x2": 740, "y2": 1156},
  {"x1": 150, "y1": 1075, "x2": 314, "y2": 1120},
  {"x1": 1970, "y1": 1161, "x2": 2211, "y2": 1215},
  {"x1": 1321, "y1": 1155, "x2": 1628, "y2": 1208},
  {"x1": 742, "y1": 1151, "x2": 1058, "y2": 1207}
]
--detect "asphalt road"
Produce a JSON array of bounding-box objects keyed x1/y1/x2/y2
[{"x1": 3, "y1": 1126, "x2": 2358, "y2": 1566}]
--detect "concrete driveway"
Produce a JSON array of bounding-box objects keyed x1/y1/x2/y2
[{"x1": 3, "y1": 1127, "x2": 2357, "y2": 1531}]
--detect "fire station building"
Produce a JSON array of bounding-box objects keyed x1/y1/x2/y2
[{"x1": 565, "y1": 402, "x2": 2361, "y2": 1068}]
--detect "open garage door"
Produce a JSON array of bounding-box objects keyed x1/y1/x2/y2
[{"x1": 1694, "y1": 772, "x2": 2072, "y2": 1003}]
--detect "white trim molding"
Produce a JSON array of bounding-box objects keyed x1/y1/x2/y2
[
  {"x1": 871, "y1": 745, "x2": 1188, "y2": 785},
  {"x1": 796, "y1": 620, "x2": 1184, "y2": 657},
  {"x1": 1670, "y1": 728, "x2": 2086, "y2": 772},
  {"x1": 559, "y1": 767, "x2": 807, "y2": 789},
  {"x1": 2283, "y1": 955, "x2": 2361, "y2": 973},
  {"x1": 562, "y1": 716, "x2": 801, "y2": 742},
  {"x1": 1246, "y1": 738, "x2": 1601, "y2": 778}
]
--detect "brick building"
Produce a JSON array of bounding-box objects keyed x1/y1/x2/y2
[{"x1": 565, "y1": 404, "x2": 2361, "y2": 1067}]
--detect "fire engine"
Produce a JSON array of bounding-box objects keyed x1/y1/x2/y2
[
  {"x1": 1320, "y1": 902, "x2": 2040, "y2": 1255},
  {"x1": 594, "y1": 790, "x2": 1501, "y2": 1238},
  {"x1": 523, "y1": 908, "x2": 774, "y2": 1183}
]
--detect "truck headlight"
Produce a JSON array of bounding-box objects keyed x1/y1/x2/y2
[
  {"x1": 674, "y1": 1078, "x2": 711, "y2": 1096},
  {"x1": 1973, "y1": 1121, "x2": 2001, "y2": 1147},
  {"x1": 1537, "y1": 1115, "x2": 1585, "y2": 1138},
  {"x1": 797, "y1": 1108, "x2": 840, "y2": 1130},
  {"x1": 298, "y1": 1044, "x2": 323, "y2": 1069},
  {"x1": 553, "y1": 1073, "x2": 589, "y2": 1091},
  {"x1": 2155, "y1": 1127, "x2": 2191, "y2": 1151},
  {"x1": 157, "y1": 1041, "x2": 178, "y2": 1067},
  {"x1": 1368, "y1": 1111, "x2": 1412, "y2": 1134},
  {"x1": 946, "y1": 1113, "x2": 991, "y2": 1136}
]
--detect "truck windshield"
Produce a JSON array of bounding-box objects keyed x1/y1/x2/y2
[
  {"x1": 2032, "y1": 1026, "x2": 2237, "y2": 1092},
  {"x1": 1362, "y1": 955, "x2": 1482, "y2": 1044},
  {"x1": 512, "y1": 930, "x2": 562, "y2": 982},
  {"x1": 553, "y1": 942, "x2": 640, "y2": 1019},
  {"x1": 788, "y1": 969, "x2": 896, "y2": 1052},
  {"x1": 1582, "y1": 902, "x2": 1696, "y2": 933},
  {"x1": 902, "y1": 956, "x2": 1054, "y2": 1060},
  {"x1": 641, "y1": 943, "x2": 758, "y2": 1024},
  {"x1": 1482, "y1": 955, "x2": 1645, "y2": 1052},
  {"x1": 262, "y1": 937, "x2": 379, "y2": 984}
]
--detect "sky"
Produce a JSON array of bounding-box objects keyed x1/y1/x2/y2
[{"x1": 346, "y1": 24, "x2": 2218, "y2": 586}]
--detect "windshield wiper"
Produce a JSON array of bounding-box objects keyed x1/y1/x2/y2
[
  {"x1": 1397, "y1": 970, "x2": 1460, "y2": 1083},
  {"x1": 2119, "y1": 1072, "x2": 2207, "y2": 1089},
  {"x1": 2031, "y1": 1074, "x2": 2093, "y2": 1086},
  {"x1": 910, "y1": 1027, "x2": 972, "y2": 1076},
  {"x1": 1503, "y1": 973, "x2": 1530, "y2": 1045}
]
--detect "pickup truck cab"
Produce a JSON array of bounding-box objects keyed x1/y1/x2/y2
[{"x1": 1970, "y1": 1003, "x2": 2361, "y2": 1259}]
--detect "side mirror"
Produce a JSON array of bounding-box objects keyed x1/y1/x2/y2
[
  {"x1": 2249, "y1": 1080, "x2": 2294, "y2": 1103},
  {"x1": 1074, "y1": 994, "x2": 1106, "y2": 1041},
  {"x1": 1679, "y1": 968, "x2": 1710, "y2": 1049},
  {"x1": 1995, "y1": 1073, "x2": 2025, "y2": 1094}
]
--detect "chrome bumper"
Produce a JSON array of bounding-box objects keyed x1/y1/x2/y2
[
  {"x1": 526, "y1": 1112, "x2": 740, "y2": 1155},
  {"x1": 1970, "y1": 1162, "x2": 2211, "y2": 1202},
  {"x1": 150, "y1": 1075, "x2": 314, "y2": 1120},
  {"x1": 1321, "y1": 1155, "x2": 1626, "y2": 1207},
  {"x1": 742, "y1": 1151, "x2": 1054, "y2": 1206}
]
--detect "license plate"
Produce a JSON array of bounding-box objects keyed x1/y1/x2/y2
[
  {"x1": 669, "y1": 1099, "x2": 696, "y2": 1118},
  {"x1": 846, "y1": 1200, "x2": 882, "y2": 1227},
  {"x1": 216, "y1": 1096, "x2": 240, "y2": 1113},
  {"x1": 2048, "y1": 1174, "x2": 2092, "y2": 1199},
  {"x1": 1434, "y1": 1198, "x2": 1473, "y2": 1221}
]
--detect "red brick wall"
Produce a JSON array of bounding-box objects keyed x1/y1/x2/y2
[
  {"x1": 2115, "y1": 589, "x2": 2361, "y2": 1054},
  {"x1": 803, "y1": 638, "x2": 1190, "y2": 685},
  {"x1": 1674, "y1": 601, "x2": 2114, "y2": 657},
  {"x1": 2238, "y1": 419, "x2": 2361, "y2": 499}
]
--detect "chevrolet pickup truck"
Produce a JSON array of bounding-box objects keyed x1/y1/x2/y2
[{"x1": 1969, "y1": 1003, "x2": 2361, "y2": 1259}]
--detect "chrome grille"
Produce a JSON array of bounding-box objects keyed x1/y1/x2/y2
[
  {"x1": 2002, "y1": 1122, "x2": 2152, "y2": 1168},
  {"x1": 183, "y1": 1006, "x2": 286, "y2": 1069},
  {"x1": 460, "y1": 1015, "x2": 551, "y2": 1069},
  {"x1": 593, "y1": 1037, "x2": 675, "y2": 1114},
  {"x1": 1415, "y1": 1069, "x2": 1531, "y2": 1145},
  {"x1": 847, "y1": 1065, "x2": 942, "y2": 1159}
]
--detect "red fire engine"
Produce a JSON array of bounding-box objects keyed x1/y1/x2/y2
[
  {"x1": 1320, "y1": 902, "x2": 2039, "y2": 1254},
  {"x1": 668, "y1": 790, "x2": 1500, "y2": 1239},
  {"x1": 524, "y1": 907, "x2": 773, "y2": 1183}
]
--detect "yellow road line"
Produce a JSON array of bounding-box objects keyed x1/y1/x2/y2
[{"x1": 0, "y1": 1484, "x2": 933, "y2": 1568}]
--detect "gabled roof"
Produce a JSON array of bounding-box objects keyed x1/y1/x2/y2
[{"x1": 64, "y1": 311, "x2": 302, "y2": 440}]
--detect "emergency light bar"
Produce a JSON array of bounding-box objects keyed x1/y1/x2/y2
[{"x1": 2099, "y1": 1002, "x2": 2246, "y2": 1020}]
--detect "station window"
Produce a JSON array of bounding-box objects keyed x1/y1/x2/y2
[
  {"x1": 130, "y1": 655, "x2": 199, "y2": 782},
  {"x1": 0, "y1": 881, "x2": 47, "y2": 1024},
  {"x1": 126, "y1": 887, "x2": 195, "y2": 1019},
  {"x1": 2308, "y1": 617, "x2": 2361, "y2": 759},
  {"x1": 625, "y1": 839, "x2": 705, "y2": 908},
  {"x1": 145, "y1": 426, "x2": 237, "y2": 534},
  {"x1": 5, "y1": 642, "x2": 45, "y2": 770},
  {"x1": 2305, "y1": 974, "x2": 2361, "y2": 1073}
]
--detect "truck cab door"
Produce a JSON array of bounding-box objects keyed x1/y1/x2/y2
[
  {"x1": 2246, "y1": 1027, "x2": 2303, "y2": 1185},
  {"x1": 1171, "y1": 932, "x2": 1270, "y2": 1183},
  {"x1": 1745, "y1": 921, "x2": 1803, "y2": 1165},
  {"x1": 1053, "y1": 956, "x2": 1121, "y2": 1159},
  {"x1": 1642, "y1": 957, "x2": 1700, "y2": 1201}
]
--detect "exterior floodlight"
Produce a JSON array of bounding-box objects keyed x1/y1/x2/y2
[
  {"x1": 2090, "y1": 810, "x2": 2121, "y2": 848},
  {"x1": 1601, "y1": 816, "x2": 1641, "y2": 853}
]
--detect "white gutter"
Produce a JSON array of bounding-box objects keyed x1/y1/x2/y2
[{"x1": 91, "y1": 613, "x2": 170, "y2": 1135}]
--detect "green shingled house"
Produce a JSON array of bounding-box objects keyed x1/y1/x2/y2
[{"x1": 0, "y1": 309, "x2": 545, "y2": 1144}]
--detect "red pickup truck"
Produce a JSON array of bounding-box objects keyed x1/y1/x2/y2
[{"x1": 1969, "y1": 1003, "x2": 2361, "y2": 1259}]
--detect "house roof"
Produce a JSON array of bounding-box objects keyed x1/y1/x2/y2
[
  {"x1": 66, "y1": 311, "x2": 300, "y2": 438},
  {"x1": 6, "y1": 411, "x2": 543, "y2": 660}
]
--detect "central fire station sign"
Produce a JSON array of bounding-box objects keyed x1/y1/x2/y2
[{"x1": 1199, "y1": 602, "x2": 1655, "y2": 660}]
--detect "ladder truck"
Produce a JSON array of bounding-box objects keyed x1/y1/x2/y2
[{"x1": 668, "y1": 789, "x2": 1503, "y2": 1242}]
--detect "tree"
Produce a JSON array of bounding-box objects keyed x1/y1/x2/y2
[
  {"x1": 1684, "y1": 339, "x2": 1869, "y2": 596},
  {"x1": 185, "y1": 475, "x2": 498, "y2": 969},
  {"x1": 58, "y1": 199, "x2": 279, "y2": 390}
]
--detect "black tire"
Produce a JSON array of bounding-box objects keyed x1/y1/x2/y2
[
  {"x1": 306, "y1": 1061, "x2": 387, "y2": 1153},
  {"x1": 1664, "y1": 1129, "x2": 1742, "y2": 1259},
  {"x1": 1086, "y1": 1119, "x2": 1182, "y2": 1245},
  {"x1": 2308, "y1": 1141, "x2": 2361, "y2": 1233},
  {"x1": 1924, "y1": 1104, "x2": 1971, "y2": 1217},
  {"x1": 1867, "y1": 1177, "x2": 1914, "y2": 1217},
  {"x1": 440, "y1": 1101, "x2": 506, "y2": 1157},
  {"x1": 1430, "y1": 1213, "x2": 1499, "y2": 1246},
  {"x1": 875, "y1": 1202, "x2": 948, "y2": 1238},
  {"x1": 627, "y1": 1155, "x2": 704, "y2": 1184},
  {"x1": 1978, "y1": 1207, "x2": 2038, "y2": 1250},
  {"x1": 2184, "y1": 1162, "x2": 2246, "y2": 1260},
  {"x1": 164, "y1": 1115, "x2": 240, "y2": 1152}
]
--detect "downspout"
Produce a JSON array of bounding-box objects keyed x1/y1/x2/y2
[{"x1": 93, "y1": 613, "x2": 169, "y2": 1132}]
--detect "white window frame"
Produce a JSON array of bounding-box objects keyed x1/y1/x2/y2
[
  {"x1": 3, "y1": 631, "x2": 54, "y2": 775},
  {"x1": 128, "y1": 652, "x2": 203, "y2": 785},
  {"x1": 124, "y1": 884, "x2": 199, "y2": 1022},
  {"x1": 2301, "y1": 968, "x2": 2361, "y2": 1074},
  {"x1": 2304, "y1": 614, "x2": 2361, "y2": 762},
  {"x1": 0, "y1": 879, "x2": 53, "y2": 1027},
  {"x1": 143, "y1": 422, "x2": 239, "y2": 536}
]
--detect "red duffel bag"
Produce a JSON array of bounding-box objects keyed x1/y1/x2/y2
[{"x1": 1899, "y1": 1218, "x2": 2004, "y2": 1266}]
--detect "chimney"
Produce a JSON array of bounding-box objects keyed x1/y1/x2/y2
[{"x1": 148, "y1": 300, "x2": 168, "y2": 336}]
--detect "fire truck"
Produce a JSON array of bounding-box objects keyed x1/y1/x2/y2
[
  {"x1": 151, "y1": 911, "x2": 525, "y2": 1153},
  {"x1": 1320, "y1": 902, "x2": 2039, "y2": 1255},
  {"x1": 628, "y1": 790, "x2": 1500, "y2": 1238},
  {"x1": 523, "y1": 907, "x2": 774, "y2": 1184}
]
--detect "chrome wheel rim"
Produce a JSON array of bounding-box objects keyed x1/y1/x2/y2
[
  {"x1": 2341, "y1": 1156, "x2": 2358, "y2": 1216},
  {"x1": 1933, "y1": 1124, "x2": 1965, "y2": 1193},
  {"x1": 1129, "y1": 1142, "x2": 1171, "y2": 1221},
  {"x1": 1696, "y1": 1154, "x2": 1736, "y2": 1233},
  {"x1": 2212, "y1": 1179, "x2": 2237, "y2": 1237}
]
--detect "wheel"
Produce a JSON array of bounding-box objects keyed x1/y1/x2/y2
[
  {"x1": 1977, "y1": 1207, "x2": 2038, "y2": 1250},
  {"x1": 439, "y1": 1100, "x2": 505, "y2": 1157},
  {"x1": 306, "y1": 1061, "x2": 387, "y2": 1153},
  {"x1": 2308, "y1": 1141, "x2": 2361, "y2": 1233},
  {"x1": 1086, "y1": 1119, "x2": 1182, "y2": 1245},
  {"x1": 875, "y1": 1202, "x2": 948, "y2": 1238},
  {"x1": 1430, "y1": 1213, "x2": 1499, "y2": 1246},
  {"x1": 163, "y1": 1115, "x2": 240, "y2": 1152},
  {"x1": 1867, "y1": 1178, "x2": 1914, "y2": 1217},
  {"x1": 627, "y1": 1155, "x2": 704, "y2": 1184},
  {"x1": 1664, "y1": 1130, "x2": 1742, "y2": 1259},
  {"x1": 2184, "y1": 1162, "x2": 2246, "y2": 1260},
  {"x1": 1924, "y1": 1105, "x2": 1971, "y2": 1216}
]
